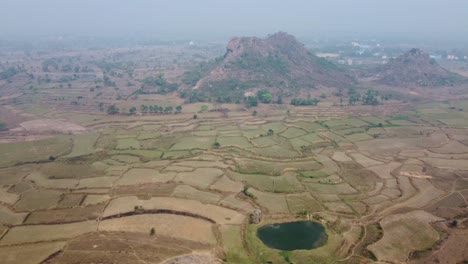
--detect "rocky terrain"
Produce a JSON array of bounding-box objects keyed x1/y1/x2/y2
[
  {"x1": 193, "y1": 32, "x2": 355, "y2": 98},
  {"x1": 375, "y1": 48, "x2": 460, "y2": 87}
]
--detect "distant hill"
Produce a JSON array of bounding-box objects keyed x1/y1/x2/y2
[
  {"x1": 375, "y1": 48, "x2": 461, "y2": 87},
  {"x1": 183, "y1": 32, "x2": 355, "y2": 100}
]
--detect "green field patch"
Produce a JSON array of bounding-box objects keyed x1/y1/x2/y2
[
  {"x1": 172, "y1": 185, "x2": 222, "y2": 204},
  {"x1": 116, "y1": 138, "x2": 140, "y2": 150},
  {"x1": 162, "y1": 150, "x2": 193, "y2": 159},
  {"x1": 210, "y1": 175, "x2": 244, "y2": 193},
  {"x1": 299, "y1": 170, "x2": 329, "y2": 178},
  {"x1": 40, "y1": 163, "x2": 105, "y2": 179},
  {"x1": 286, "y1": 193, "x2": 323, "y2": 213},
  {"x1": 387, "y1": 119, "x2": 415, "y2": 126},
  {"x1": 110, "y1": 149, "x2": 163, "y2": 159},
  {"x1": 170, "y1": 136, "x2": 215, "y2": 150},
  {"x1": 137, "y1": 132, "x2": 161, "y2": 140},
  {"x1": 303, "y1": 182, "x2": 358, "y2": 194},
  {"x1": 250, "y1": 145, "x2": 301, "y2": 158},
  {"x1": 324, "y1": 118, "x2": 369, "y2": 128},
  {"x1": 248, "y1": 189, "x2": 289, "y2": 213},
  {"x1": 173, "y1": 160, "x2": 230, "y2": 169},
  {"x1": 174, "y1": 168, "x2": 223, "y2": 189},
  {"x1": 217, "y1": 136, "x2": 252, "y2": 148},
  {"x1": 217, "y1": 125, "x2": 239, "y2": 131},
  {"x1": 319, "y1": 132, "x2": 345, "y2": 142},
  {"x1": 299, "y1": 133, "x2": 326, "y2": 143},
  {"x1": 64, "y1": 133, "x2": 99, "y2": 158},
  {"x1": 251, "y1": 136, "x2": 278, "y2": 147},
  {"x1": 261, "y1": 122, "x2": 287, "y2": 133},
  {"x1": 110, "y1": 155, "x2": 140, "y2": 164},
  {"x1": 334, "y1": 127, "x2": 367, "y2": 136},
  {"x1": 141, "y1": 124, "x2": 161, "y2": 131},
  {"x1": 191, "y1": 130, "x2": 218, "y2": 136},
  {"x1": 195, "y1": 125, "x2": 216, "y2": 131},
  {"x1": 236, "y1": 158, "x2": 321, "y2": 175},
  {"x1": 289, "y1": 121, "x2": 322, "y2": 132},
  {"x1": 0, "y1": 136, "x2": 72, "y2": 168},
  {"x1": 345, "y1": 133, "x2": 374, "y2": 142},
  {"x1": 289, "y1": 137, "x2": 313, "y2": 151},
  {"x1": 242, "y1": 129, "x2": 265, "y2": 138},
  {"x1": 358, "y1": 116, "x2": 389, "y2": 125},
  {"x1": 229, "y1": 172, "x2": 303, "y2": 193},
  {"x1": 280, "y1": 127, "x2": 307, "y2": 138},
  {"x1": 221, "y1": 225, "x2": 251, "y2": 263}
]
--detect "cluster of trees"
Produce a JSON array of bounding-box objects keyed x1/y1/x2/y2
[
  {"x1": 0, "y1": 121, "x2": 6, "y2": 131},
  {"x1": 140, "y1": 104, "x2": 182, "y2": 114},
  {"x1": 290, "y1": 97, "x2": 320, "y2": 106},
  {"x1": 106, "y1": 104, "x2": 182, "y2": 115},
  {"x1": 142, "y1": 73, "x2": 179, "y2": 94},
  {"x1": 348, "y1": 88, "x2": 387, "y2": 106},
  {"x1": 179, "y1": 90, "x2": 208, "y2": 103},
  {"x1": 0, "y1": 67, "x2": 20, "y2": 80}
]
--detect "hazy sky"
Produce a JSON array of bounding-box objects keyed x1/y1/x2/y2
[{"x1": 1, "y1": 0, "x2": 467, "y2": 41}]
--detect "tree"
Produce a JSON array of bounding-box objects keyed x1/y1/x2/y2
[
  {"x1": 164, "y1": 106, "x2": 173, "y2": 114},
  {"x1": 246, "y1": 96, "x2": 258, "y2": 108},
  {"x1": 106, "y1": 104, "x2": 119, "y2": 115},
  {"x1": 348, "y1": 94, "x2": 360, "y2": 105},
  {"x1": 362, "y1": 89, "x2": 380, "y2": 106},
  {"x1": 140, "y1": 105, "x2": 148, "y2": 114},
  {"x1": 213, "y1": 141, "x2": 221, "y2": 149},
  {"x1": 0, "y1": 121, "x2": 6, "y2": 131},
  {"x1": 276, "y1": 95, "x2": 283, "y2": 104},
  {"x1": 252, "y1": 110, "x2": 257, "y2": 116},
  {"x1": 267, "y1": 129, "x2": 274, "y2": 136},
  {"x1": 150, "y1": 227, "x2": 155, "y2": 236},
  {"x1": 175, "y1": 105, "x2": 182, "y2": 113},
  {"x1": 257, "y1": 90, "x2": 272, "y2": 104},
  {"x1": 193, "y1": 114, "x2": 198, "y2": 119},
  {"x1": 129, "y1": 106, "x2": 137, "y2": 115}
]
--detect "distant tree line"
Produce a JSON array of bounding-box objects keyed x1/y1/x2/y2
[{"x1": 106, "y1": 104, "x2": 182, "y2": 115}]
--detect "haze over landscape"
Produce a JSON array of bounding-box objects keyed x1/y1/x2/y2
[
  {"x1": 0, "y1": 1, "x2": 467, "y2": 264},
  {"x1": 2, "y1": 0, "x2": 468, "y2": 42}
]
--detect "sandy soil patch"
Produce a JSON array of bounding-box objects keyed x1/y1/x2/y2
[{"x1": 14, "y1": 119, "x2": 86, "y2": 134}]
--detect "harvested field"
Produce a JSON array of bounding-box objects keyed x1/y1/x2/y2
[
  {"x1": 99, "y1": 214, "x2": 217, "y2": 244},
  {"x1": 25, "y1": 204, "x2": 105, "y2": 224},
  {"x1": 368, "y1": 210, "x2": 443, "y2": 263},
  {"x1": 0, "y1": 242, "x2": 66, "y2": 264},
  {"x1": 15, "y1": 189, "x2": 62, "y2": 211},
  {"x1": 102, "y1": 196, "x2": 245, "y2": 224},
  {"x1": 0, "y1": 221, "x2": 97, "y2": 245},
  {"x1": 47, "y1": 232, "x2": 210, "y2": 264}
]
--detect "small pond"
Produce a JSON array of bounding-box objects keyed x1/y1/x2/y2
[{"x1": 257, "y1": 221, "x2": 327, "y2": 251}]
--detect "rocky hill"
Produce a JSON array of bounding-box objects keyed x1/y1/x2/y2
[
  {"x1": 375, "y1": 48, "x2": 460, "y2": 87},
  {"x1": 186, "y1": 32, "x2": 355, "y2": 99}
]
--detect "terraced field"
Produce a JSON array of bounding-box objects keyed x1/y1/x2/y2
[{"x1": 0, "y1": 101, "x2": 467, "y2": 264}]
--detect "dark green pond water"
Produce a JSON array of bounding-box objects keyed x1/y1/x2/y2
[{"x1": 257, "y1": 221, "x2": 327, "y2": 251}]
